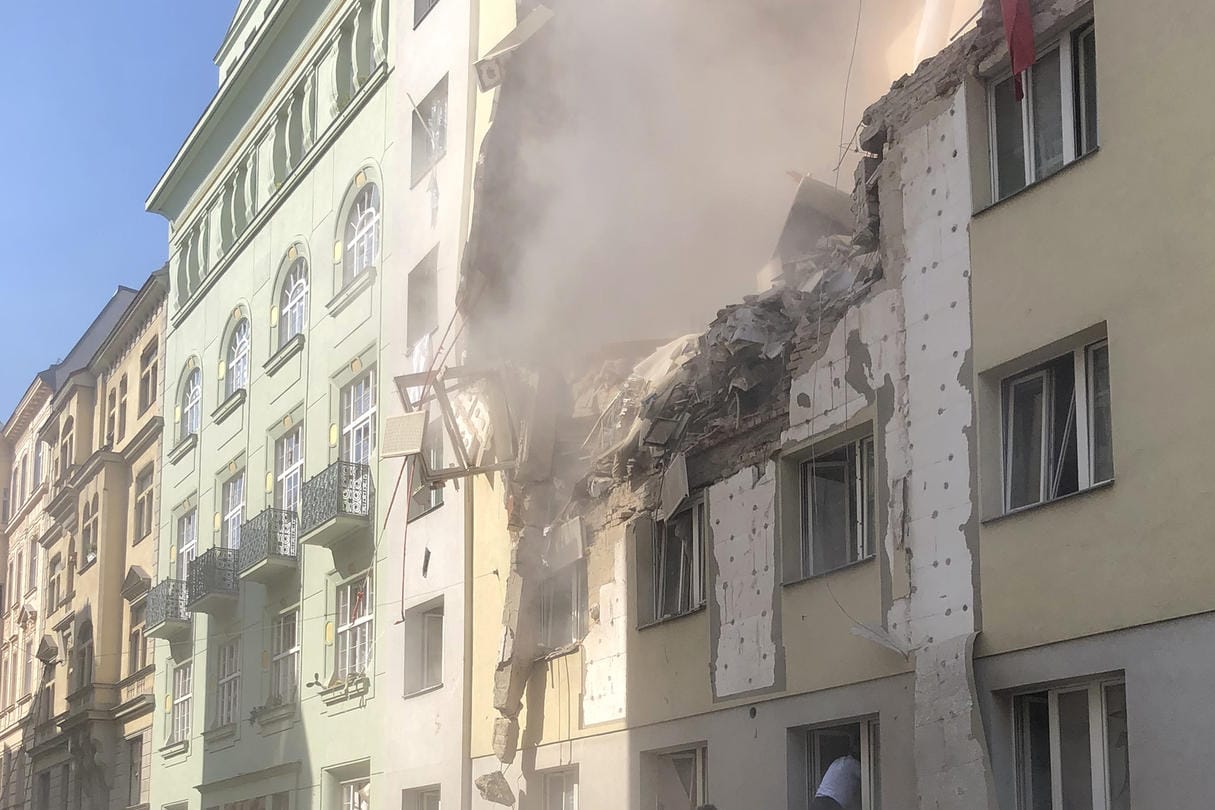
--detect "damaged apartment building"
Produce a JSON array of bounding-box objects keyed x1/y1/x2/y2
[{"x1": 402, "y1": 0, "x2": 1215, "y2": 807}]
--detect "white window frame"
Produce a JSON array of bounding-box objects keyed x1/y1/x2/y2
[
  {"x1": 1002, "y1": 339, "x2": 1112, "y2": 512},
  {"x1": 1013, "y1": 679, "x2": 1129, "y2": 810},
  {"x1": 215, "y1": 639, "x2": 241, "y2": 727},
  {"x1": 343, "y1": 183, "x2": 380, "y2": 285},
  {"x1": 655, "y1": 748, "x2": 707, "y2": 809},
  {"x1": 222, "y1": 470, "x2": 246, "y2": 549},
  {"x1": 170, "y1": 662, "x2": 192, "y2": 744},
  {"x1": 135, "y1": 467, "x2": 155, "y2": 539},
  {"x1": 280, "y1": 258, "x2": 309, "y2": 347},
  {"x1": 275, "y1": 426, "x2": 305, "y2": 513},
  {"x1": 542, "y1": 769, "x2": 578, "y2": 810},
  {"x1": 808, "y1": 719, "x2": 881, "y2": 810},
  {"x1": 421, "y1": 607, "x2": 443, "y2": 690},
  {"x1": 341, "y1": 778, "x2": 370, "y2": 810},
  {"x1": 226, "y1": 319, "x2": 251, "y2": 397},
  {"x1": 540, "y1": 561, "x2": 586, "y2": 650},
  {"x1": 271, "y1": 609, "x2": 300, "y2": 702},
  {"x1": 177, "y1": 509, "x2": 198, "y2": 580},
  {"x1": 988, "y1": 19, "x2": 1098, "y2": 200},
  {"x1": 654, "y1": 500, "x2": 706, "y2": 621},
  {"x1": 799, "y1": 434, "x2": 876, "y2": 578},
  {"x1": 341, "y1": 370, "x2": 377, "y2": 465},
  {"x1": 336, "y1": 575, "x2": 373, "y2": 680},
  {"x1": 181, "y1": 368, "x2": 202, "y2": 440}
]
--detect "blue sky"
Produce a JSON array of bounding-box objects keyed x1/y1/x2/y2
[{"x1": 0, "y1": 1, "x2": 238, "y2": 418}]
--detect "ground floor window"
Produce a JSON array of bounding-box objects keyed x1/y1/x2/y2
[
  {"x1": 1014, "y1": 680, "x2": 1129, "y2": 810},
  {"x1": 808, "y1": 719, "x2": 880, "y2": 810},
  {"x1": 648, "y1": 747, "x2": 707, "y2": 809},
  {"x1": 341, "y1": 778, "x2": 370, "y2": 810},
  {"x1": 542, "y1": 769, "x2": 577, "y2": 810}
]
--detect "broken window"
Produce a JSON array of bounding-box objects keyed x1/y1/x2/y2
[
  {"x1": 409, "y1": 421, "x2": 445, "y2": 520},
  {"x1": 542, "y1": 769, "x2": 578, "y2": 810},
  {"x1": 540, "y1": 560, "x2": 587, "y2": 650},
  {"x1": 990, "y1": 20, "x2": 1098, "y2": 200},
  {"x1": 808, "y1": 720, "x2": 880, "y2": 810},
  {"x1": 654, "y1": 500, "x2": 706, "y2": 621},
  {"x1": 404, "y1": 598, "x2": 444, "y2": 695},
  {"x1": 1003, "y1": 339, "x2": 1112, "y2": 511},
  {"x1": 645, "y1": 747, "x2": 707, "y2": 810},
  {"x1": 407, "y1": 248, "x2": 439, "y2": 351},
  {"x1": 800, "y1": 435, "x2": 876, "y2": 578},
  {"x1": 1014, "y1": 680, "x2": 1129, "y2": 810},
  {"x1": 414, "y1": 0, "x2": 440, "y2": 27},
  {"x1": 412, "y1": 77, "x2": 448, "y2": 184}
]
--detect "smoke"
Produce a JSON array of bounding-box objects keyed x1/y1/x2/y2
[{"x1": 472, "y1": 0, "x2": 968, "y2": 365}]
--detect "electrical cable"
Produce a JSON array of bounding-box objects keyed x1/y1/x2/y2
[{"x1": 834, "y1": 0, "x2": 865, "y2": 190}]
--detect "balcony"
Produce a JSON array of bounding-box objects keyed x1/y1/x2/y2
[
  {"x1": 146, "y1": 579, "x2": 190, "y2": 640},
  {"x1": 238, "y1": 508, "x2": 299, "y2": 583},
  {"x1": 186, "y1": 548, "x2": 239, "y2": 614},
  {"x1": 299, "y1": 461, "x2": 373, "y2": 549}
]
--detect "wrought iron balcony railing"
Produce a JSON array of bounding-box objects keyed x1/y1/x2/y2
[
  {"x1": 238, "y1": 508, "x2": 300, "y2": 582},
  {"x1": 186, "y1": 548, "x2": 239, "y2": 612},
  {"x1": 146, "y1": 579, "x2": 190, "y2": 639},
  {"x1": 300, "y1": 461, "x2": 373, "y2": 543}
]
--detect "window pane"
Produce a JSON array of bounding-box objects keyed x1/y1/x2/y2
[
  {"x1": 804, "y1": 447, "x2": 850, "y2": 575},
  {"x1": 1008, "y1": 376, "x2": 1046, "y2": 509},
  {"x1": 1075, "y1": 27, "x2": 1098, "y2": 155},
  {"x1": 1088, "y1": 343, "x2": 1114, "y2": 483},
  {"x1": 1105, "y1": 683, "x2": 1130, "y2": 810},
  {"x1": 993, "y1": 76, "x2": 1027, "y2": 199},
  {"x1": 424, "y1": 612, "x2": 443, "y2": 687},
  {"x1": 1031, "y1": 48, "x2": 1065, "y2": 179},
  {"x1": 1057, "y1": 689, "x2": 1093, "y2": 810},
  {"x1": 1016, "y1": 694, "x2": 1052, "y2": 810}
]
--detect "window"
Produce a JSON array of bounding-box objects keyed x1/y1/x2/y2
[
  {"x1": 129, "y1": 602, "x2": 147, "y2": 674},
  {"x1": 22, "y1": 639, "x2": 32, "y2": 696},
  {"x1": 181, "y1": 367, "x2": 202, "y2": 440},
  {"x1": 800, "y1": 434, "x2": 876, "y2": 578},
  {"x1": 1003, "y1": 339, "x2": 1112, "y2": 511},
  {"x1": 409, "y1": 422, "x2": 444, "y2": 519},
  {"x1": 275, "y1": 426, "x2": 304, "y2": 513},
  {"x1": 32, "y1": 442, "x2": 43, "y2": 489},
  {"x1": 412, "y1": 78, "x2": 448, "y2": 184},
  {"x1": 226, "y1": 319, "x2": 251, "y2": 397},
  {"x1": 134, "y1": 466, "x2": 155, "y2": 540},
  {"x1": 540, "y1": 560, "x2": 587, "y2": 650},
  {"x1": 170, "y1": 662, "x2": 192, "y2": 744},
  {"x1": 341, "y1": 778, "x2": 370, "y2": 810},
  {"x1": 76, "y1": 622, "x2": 93, "y2": 691},
  {"x1": 26, "y1": 543, "x2": 36, "y2": 593},
  {"x1": 18, "y1": 455, "x2": 27, "y2": 505},
  {"x1": 81, "y1": 494, "x2": 99, "y2": 566},
  {"x1": 414, "y1": 0, "x2": 440, "y2": 27},
  {"x1": 404, "y1": 600, "x2": 443, "y2": 695},
  {"x1": 221, "y1": 471, "x2": 246, "y2": 549},
  {"x1": 107, "y1": 389, "x2": 117, "y2": 443},
  {"x1": 807, "y1": 720, "x2": 881, "y2": 810},
  {"x1": 139, "y1": 340, "x2": 158, "y2": 413},
  {"x1": 1014, "y1": 681, "x2": 1129, "y2": 810},
  {"x1": 647, "y1": 748, "x2": 706, "y2": 810},
  {"x1": 654, "y1": 501, "x2": 706, "y2": 621},
  {"x1": 407, "y1": 249, "x2": 439, "y2": 350},
  {"x1": 36, "y1": 771, "x2": 50, "y2": 810},
  {"x1": 990, "y1": 21, "x2": 1098, "y2": 201},
  {"x1": 336, "y1": 575, "x2": 373, "y2": 680},
  {"x1": 279, "y1": 257, "x2": 309, "y2": 348},
  {"x1": 127, "y1": 736, "x2": 144, "y2": 806},
  {"x1": 343, "y1": 182, "x2": 381, "y2": 285},
  {"x1": 177, "y1": 509, "x2": 198, "y2": 580},
  {"x1": 118, "y1": 375, "x2": 129, "y2": 441},
  {"x1": 60, "y1": 417, "x2": 74, "y2": 478},
  {"x1": 45, "y1": 556, "x2": 62, "y2": 613},
  {"x1": 341, "y1": 370, "x2": 377, "y2": 465},
  {"x1": 405, "y1": 788, "x2": 441, "y2": 810},
  {"x1": 215, "y1": 639, "x2": 241, "y2": 727},
  {"x1": 271, "y1": 610, "x2": 300, "y2": 701},
  {"x1": 542, "y1": 770, "x2": 578, "y2": 810}
]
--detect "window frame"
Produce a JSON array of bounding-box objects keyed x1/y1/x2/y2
[
  {"x1": 988, "y1": 19, "x2": 1098, "y2": 201},
  {"x1": 225, "y1": 318, "x2": 252, "y2": 398},
  {"x1": 177, "y1": 509, "x2": 198, "y2": 580},
  {"x1": 336, "y1": 574, "x2": 374, "y2": 681},
  {"x1": 798, "y1": 433, "x2": 877, "y2": 579},
  {"x1": 275, "y1": 425, "x2": 305, "y2": 513},
  {"x1": 342, "y1": 182, "x2": 381, "y2": 286},
  {"x1": 139, "y1": 340, "x2": 158, "y2": 414},
  {"x1": 341, "y1": 369, "x2": 377, "y2": 465},
  {"x1": 654, "y1": 499, "x2": 706, "y2": 621},
  {"x1": 340, "y1": 778, "x2": 370, "y2": 810},
  {"x1": 215, "y1": 638, "x2": 241, "y2": 728},
  {"x1": 279, "y1": 256, "x2": 309, "y2": 348},
  {"x1": 134, "y1": 466, "x2": 155, "y2": 540},
  {"x1": 170, "y1": 661, "x2": 192, "y2": 745},
  {"x1": 807, "y1": 719, "x2": 881, "y2": 810},
  {"x1": 221, "y1": 470, "x2": 246, "y2": 549},
  {"x1": 539, "y1": 560, "x2": 587, "y2": 651},
  {"x1": 180, "y1": 367, "x2": 202, "y2": 440},
  {"x1": 271, "y1": 609, "x2": 300, "y2": 702},
  {"x1": 128, "y1": 601, "x2": 148, "y2": 674},
  {"x1": 127, "y1": 735, "x2": 144, "y2": 806},
  {"x1": 1001, "y1": 338, "x2": 1112, "y2": 513},
  {"x1": 411, "y1": 76, "x2": 449, "y2": 185},
  {"x1": 542, "y1": 769, "x2": 578, "y2": 810}
]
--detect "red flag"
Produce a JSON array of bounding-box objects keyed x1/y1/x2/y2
[{"x1": 1001, "y1": 0, "x2": 1036, "y2": 101}]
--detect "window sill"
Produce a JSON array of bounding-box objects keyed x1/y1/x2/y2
[
  {"x1": 253, "y1": 698, "x2": 298, "y2": 735},
  {"x1": 203, "y1": 722, "x2": 238, "y2": 750},
  {"x1": 975, "y1": 147, "x2": 1100, "y2": 217},
  {"x1": 320, "y1": 673, "x2": 370, "y2": 705},
  {"x1": 77, "y1": 557, "x2": 97, "y2": 576},
  {"x1": 783, "y1": 555, "x2": 876, "y2": 588},
  {"x1": 265, "y1": 334, "x2": 305, "y2": 376},
  {"x1": 160, "y1": 739, "x2": 189, "y2": 759},
  {"x1": 407, "y1": 500, "x2": 445, "y2": 524},
  {"x1": 638, "y1": 604, "x2": 706, "y2": 631},
  {"x1": 212, "y1": 389, "x2": 246, "y2": 424},
  {"x1": 402, "y1": 683, "x2": 443, "y2": 701},
  {"x1": 325, "y1": 267, "x2": 377, "y2": 318},
  {"x1": 167, "y1": 434, "x2": 198, "y2": 466},
  {"x1": 982, "y1": 478, "x2": 1114, "y2": 525}
]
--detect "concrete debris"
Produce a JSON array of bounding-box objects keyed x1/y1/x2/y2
[{"x1": 474, "y1": 771, "x2": 517, "y2": 806}]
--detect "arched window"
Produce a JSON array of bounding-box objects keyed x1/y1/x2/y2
[
  {"x1": 342, "y1": 182, "x2": 381, "y2": 285},
  {"x1": 181, "y1": 368, "x2": 202, "y2": 440},
  {"x1": 279, "y1": 257, "x2": 309, "y2": 347},
  {"x1": 225, "y1": 319, "x2": 251, "y2": 397}
]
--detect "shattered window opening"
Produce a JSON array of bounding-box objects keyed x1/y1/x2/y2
[
  {"x1": 647, "y1": 747, "x2": 707, "y2": 809},
  {"x1": 807, "y1": 719, "x2": 880, "y2": 810},
  {"x1": 539, "y1": 559, "x2": 587, "y2": 651},
  {"x1": 411, "y1": 77, "x2": 448, "y2": 185},
  {"x1": 1002, "y1": 339, "x2": 1112, "y2": 512},
  {"x1": 407, "y1": 248, "x2": 439, "y2": 351},
  {"x1": 990, "y1": 19, "x2": 1098, "y2": 201},
  {"x1": 655, "y1": 500, "x2": 706, "y2": 621},
  {"x1": 800, "y1": 434, "x2": 876, "y2": 578},
  {"x1": 1014, "y1": 680, "x2": 1129, "y2": 810},
  {"x1": 409, "y1": 420, "x2": 445, "y2": 520}
]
